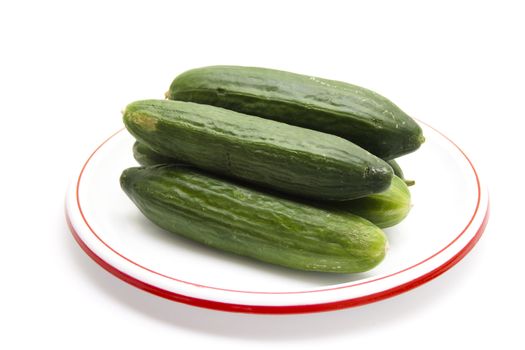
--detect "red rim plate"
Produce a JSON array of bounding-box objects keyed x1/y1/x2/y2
[{"x1": 66, "y1": 121, "x2": 489, "y2": 314}]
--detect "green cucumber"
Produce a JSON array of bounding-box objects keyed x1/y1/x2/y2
[
  {"x1": 327, "y1": 176, "x2": 411, "y2": 228},
  {"x1": 387, "y1": 159, "x2": 415, "y2": 186},
  {"x1": 133, "y1": 141, "x2": 178, "y2": 166},
  {"x1": 133, "y1": 141, "x2": 411, "y2": 228},
  {"x1": 387, "y1": 160, "x2": 404, "y2": 179},
  {"x1": 123, "y1": 99, "x2": 393, "y2": 201},
  {"x1": 120, "y1": 165, "x2": 387, "y2": 273},
  {"x1": 166, "y1": 65, "x2": 424, "y2": 159}
]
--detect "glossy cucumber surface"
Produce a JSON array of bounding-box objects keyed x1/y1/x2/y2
[
  {"x1": 133, "y1": 141, "x2": 411, "y2": 228},
  {"x1": 327, "y1": 176, "x2": 411, "y2": 228},
  {"x1": 123, "y1": 99, "x2": 392, "y2": 201},
  {"x1": 133, "y1": 141, "x2": 178, "y2": 166},
  {"x1": 167, "y1": 65, "x2": 424, "y2": 159},
  {"x1": 120, "y1": 165, "x2": 388, "y2": 273}
]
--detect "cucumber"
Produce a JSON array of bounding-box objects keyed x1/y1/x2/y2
[
  {"x1": 166, "y1": 65, "x2": 424, "y2": 159},
  {"x1": 327, "y1": 176, "x2": 411, "y2": 228},
  {"x1": 123, "y1": 99, "x2": 393, "y2": 201},
  {"x1": 387, "y1": 159, "x2": 415, "y2": 186},
  {"x1": 133, "y1": 141, "x2": 411, "y2": 228},
  {"x1": 133, "y1": 141, "x2": 178, "y2": 166},
  {"x1": 120, "y1": 165, "x2": 387, "y2": 273},
  {"x1": 387, "y1": 160, "x2": 404, "y2": 179}
]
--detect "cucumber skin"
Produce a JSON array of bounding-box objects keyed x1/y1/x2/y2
[
  {"x1": 120, "y1": 165, "x2": 387, "y2": 273},
  {"x1": 387, "y1": 160, "x2": 404, "y2": 179},
  {"x1": 167, "y1": 65, "x2": 424, "y2": 160},
  {"x1": 123, "y1": 99, "x2": 393, "y2": 201},
  {"x1": 327, "y1": 176, "x2": 411, "y2": 228},
  {"x1": 387, "y1": 159, "x2": 415, "y2": 186},
  {"x1": 133, "y1": 141, "x2": 411, "y2": 228},
  {"x1": 133, "y1": 141, "x2": 178, "y2": 166}
]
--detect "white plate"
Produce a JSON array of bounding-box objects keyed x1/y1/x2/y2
[{"x1": 65, "y1": 121, "x2": 489, "y2": 314}]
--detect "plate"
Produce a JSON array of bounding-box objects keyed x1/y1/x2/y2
[{"x1": 65, "y1": 121, "x2": 489, "y2": 314}]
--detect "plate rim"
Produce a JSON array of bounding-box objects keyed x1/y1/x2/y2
[{"x1": 65, "y1": 121, "x2": 490, "y2": 314}]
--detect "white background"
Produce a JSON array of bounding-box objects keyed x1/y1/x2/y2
[{"x1": 1, "y1": 0, "x2": 523, "y2": 348}]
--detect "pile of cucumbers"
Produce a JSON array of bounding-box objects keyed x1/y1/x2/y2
[{"x1": 120, "y1": 66, "x2": 424, "y2": 274}]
